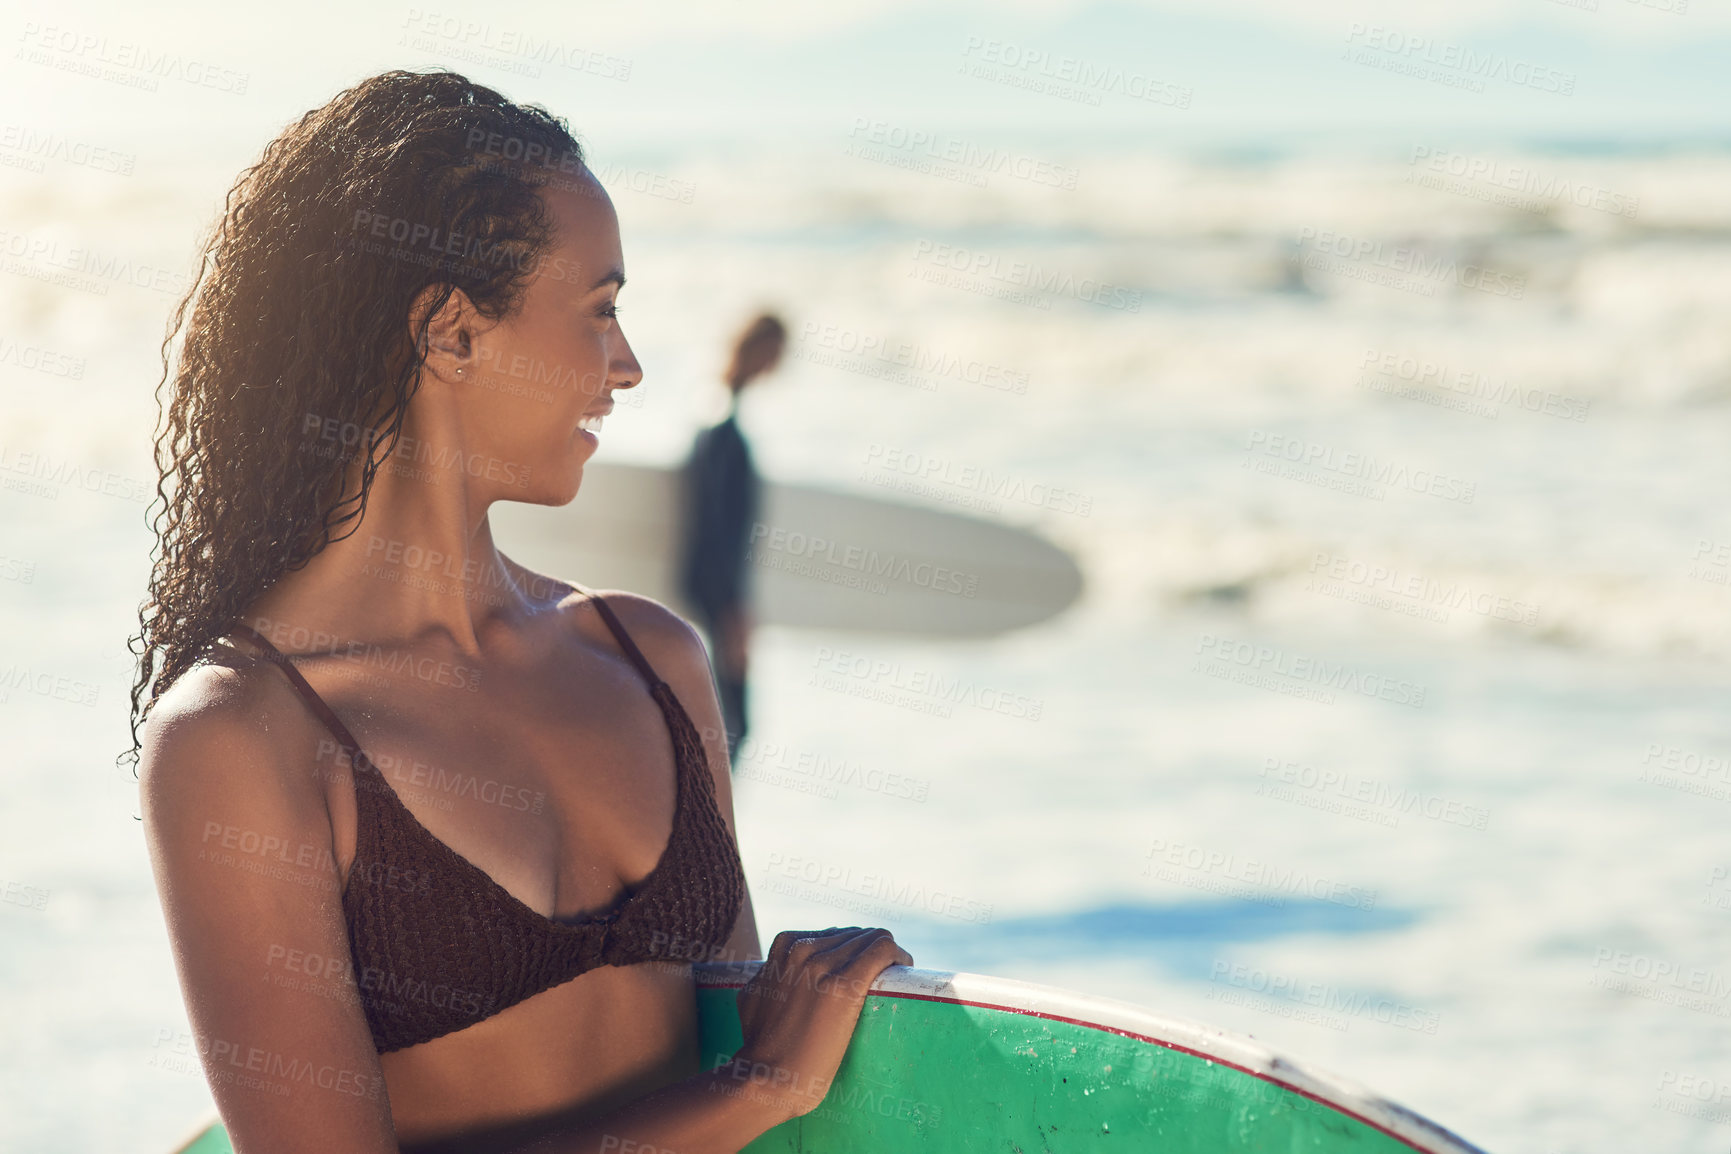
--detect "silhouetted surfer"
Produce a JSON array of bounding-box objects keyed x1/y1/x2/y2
[{"x1": 679, "y1": 313, "x2": 786, "y2": 761}]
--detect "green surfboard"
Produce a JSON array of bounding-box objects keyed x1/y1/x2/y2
[{"x1": 166, "y1": 963, "x2": 1486, "y2": 1153}]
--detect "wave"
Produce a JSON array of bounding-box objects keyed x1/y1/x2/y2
[{"x1": 1066, "y1": 513, "x2": 1731, "y2": 661}]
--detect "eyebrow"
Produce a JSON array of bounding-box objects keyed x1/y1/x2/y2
[{"x1": 588, "y1": 267, "x2": 626, "y2": 292}]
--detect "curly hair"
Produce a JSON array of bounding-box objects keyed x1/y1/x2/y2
[{"x1": 124, "y1": 69, "x2": 585, "y2": 769}]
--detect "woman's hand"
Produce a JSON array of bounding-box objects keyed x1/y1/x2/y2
[{"x1": 722, "y1": 927, "x2": 913, "y2": 1123}]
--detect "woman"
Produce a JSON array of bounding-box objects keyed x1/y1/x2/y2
[{"x1": 130, "y1": 70, "x2": 910, "y2": 1153}]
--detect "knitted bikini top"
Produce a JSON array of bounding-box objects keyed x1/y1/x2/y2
[{"x1": 230, "y1": 590, "x2": 746, "y2": 1053}]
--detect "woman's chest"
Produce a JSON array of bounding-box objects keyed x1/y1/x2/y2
[{"x1": 314, "y1": 654, "x2": 682, "y2": 921}]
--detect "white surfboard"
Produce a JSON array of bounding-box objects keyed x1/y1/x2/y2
[{"x1": 489, "y1": 462, "x2": 1083, "y2": 637}]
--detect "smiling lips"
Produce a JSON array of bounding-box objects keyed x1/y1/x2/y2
[{"x1": 577, "y1": 403, "x2": 612, "y2": 433}]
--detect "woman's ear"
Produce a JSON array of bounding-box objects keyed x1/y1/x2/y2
[{"x1": 408, "y1": 284, "x2": 477, "y2": 384}]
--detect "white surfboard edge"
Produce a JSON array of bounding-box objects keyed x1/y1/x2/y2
[
  {"x1": 490, "y1": 461, "x2": 1085, "y2": 638},
  {"x1": 693, "y1": 961, "x2": 1490, "y2": 1154}
]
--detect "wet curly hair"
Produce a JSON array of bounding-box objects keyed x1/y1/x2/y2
[{"x1": 124, "y1": 69, "x2": 584, "y2": 768}]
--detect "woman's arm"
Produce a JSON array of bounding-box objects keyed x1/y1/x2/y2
[{"x1": 140, "y1": 663, "x2": 400, "y2": 1153}]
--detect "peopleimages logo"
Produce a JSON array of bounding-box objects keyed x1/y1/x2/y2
[
  {"x1": 1145, "y1": 839, "x2": 1379, "y2": 910},
  {"x1": 1193, "y1": 632, "x2": 1428, "y2": 709},
  {"x1": 761, "y1": 852, "x2": 994, "y2": 924},
  {"x1": 958, "y1": 36, "x2": 1193, "y2": 109},
  {"x1": 15, "y1": 22, "x2": 252, "y2": 94},
  {"x1": 1342, "y1": 23, "x2": 1576, "y2": 96},
  {"x1": 750, "y1": 523, "x2": 978, "y2": 598},
  {"x1": 0, "y1": 443, "x2": 150, "y2": 505},
  {"x1": 1259, "y1": 757, "x2": 1490, "y2": 831},
  {"x1": 399, "y1": 10, "x2": 631, "y2": 81},
  {"x1": 1297, "y1": 226, "x2": 1526, "y2": 300},
  {"x1": 1308, "y1": 551, "x2": 1538, "y2": 626},
  {"x1": 1358, "y1": 347, "x2": 1590, "y2": 423},
  {"x1": 1655, "y1": 1070, "x2": 1731, "y2": 1128},
  {"x1": 846, "y1": 118, "x2": 1079, "y2": 190},
  {"x1": 0, "y1": 123, "x2": 136, "y2": 175},
  {"x1": 793, "y1": 322, "x2": 1030, "y2": 395},
  {"x1": 0, "y1": 225, "x2": 191, "y2": 296},
  {"x1": 808, "y1": 646, "x2": 1042, "y2": 721},
  {"x1": 0, "y1": 335, "x2": 86, "y2": 379},
  {"x1": 300, "y1": 413, "x2": 531, "y2": 489},
  {"x1": 862, "y1": 443, "x2": 1092, "y2": 517},
  {"x1": 909, "y1": 239, "x2": 1142, "y2": 312},
  {"x1": 1406, "y1": 146, "x2": 1638, "y2": 220},
  {"x1": 1243, "y1": 429, "x2": 1477, "y2": 505},
  {"x1": 1208, "y1": 959, "x2": 1441, "y2": 1034},
  {"x1": 1589, "y1": 947, "x2": 1731, "y2": 1007}
]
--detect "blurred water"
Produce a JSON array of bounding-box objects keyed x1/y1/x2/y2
[{"x1": 6, "y1": 142, "x2": 1731, "y2": 1152}]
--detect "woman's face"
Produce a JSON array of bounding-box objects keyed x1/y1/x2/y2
[{"x1": 426, "y1": 167, "x2": 641, "y2": 507}]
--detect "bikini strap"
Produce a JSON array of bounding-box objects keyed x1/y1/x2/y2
[
  {"x1": 232, "y1": 596, "x2": 663, "y2": 755},
  {"x1": 230, "y1": 623, "x2": 379, "y2": 774},
  {"x1": 575, "y1": 587, "x2": 666, "y2": 690}
]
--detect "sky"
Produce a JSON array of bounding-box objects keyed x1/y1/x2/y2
[{"x1": 4, "y1": 0, "x2": 1730, "y2": 179}]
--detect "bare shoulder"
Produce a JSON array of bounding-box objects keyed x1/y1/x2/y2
[
  {"x1": 137, "y1": 645, "x2": 329, "y2": 833},
  {"x1": 504, "y1": 558, "x2": 702, "y2": 673},
  {"x1": 555, "y1": 586, "x2": 736, "y2": 759},
  {"x1": 559, "y1": 586, "x2": 710, "y2": 685}
]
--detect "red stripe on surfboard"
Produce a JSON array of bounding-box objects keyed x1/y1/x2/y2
[{"x1": 701, "y1": 978, "x2": 1469, "y2": 1154}]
